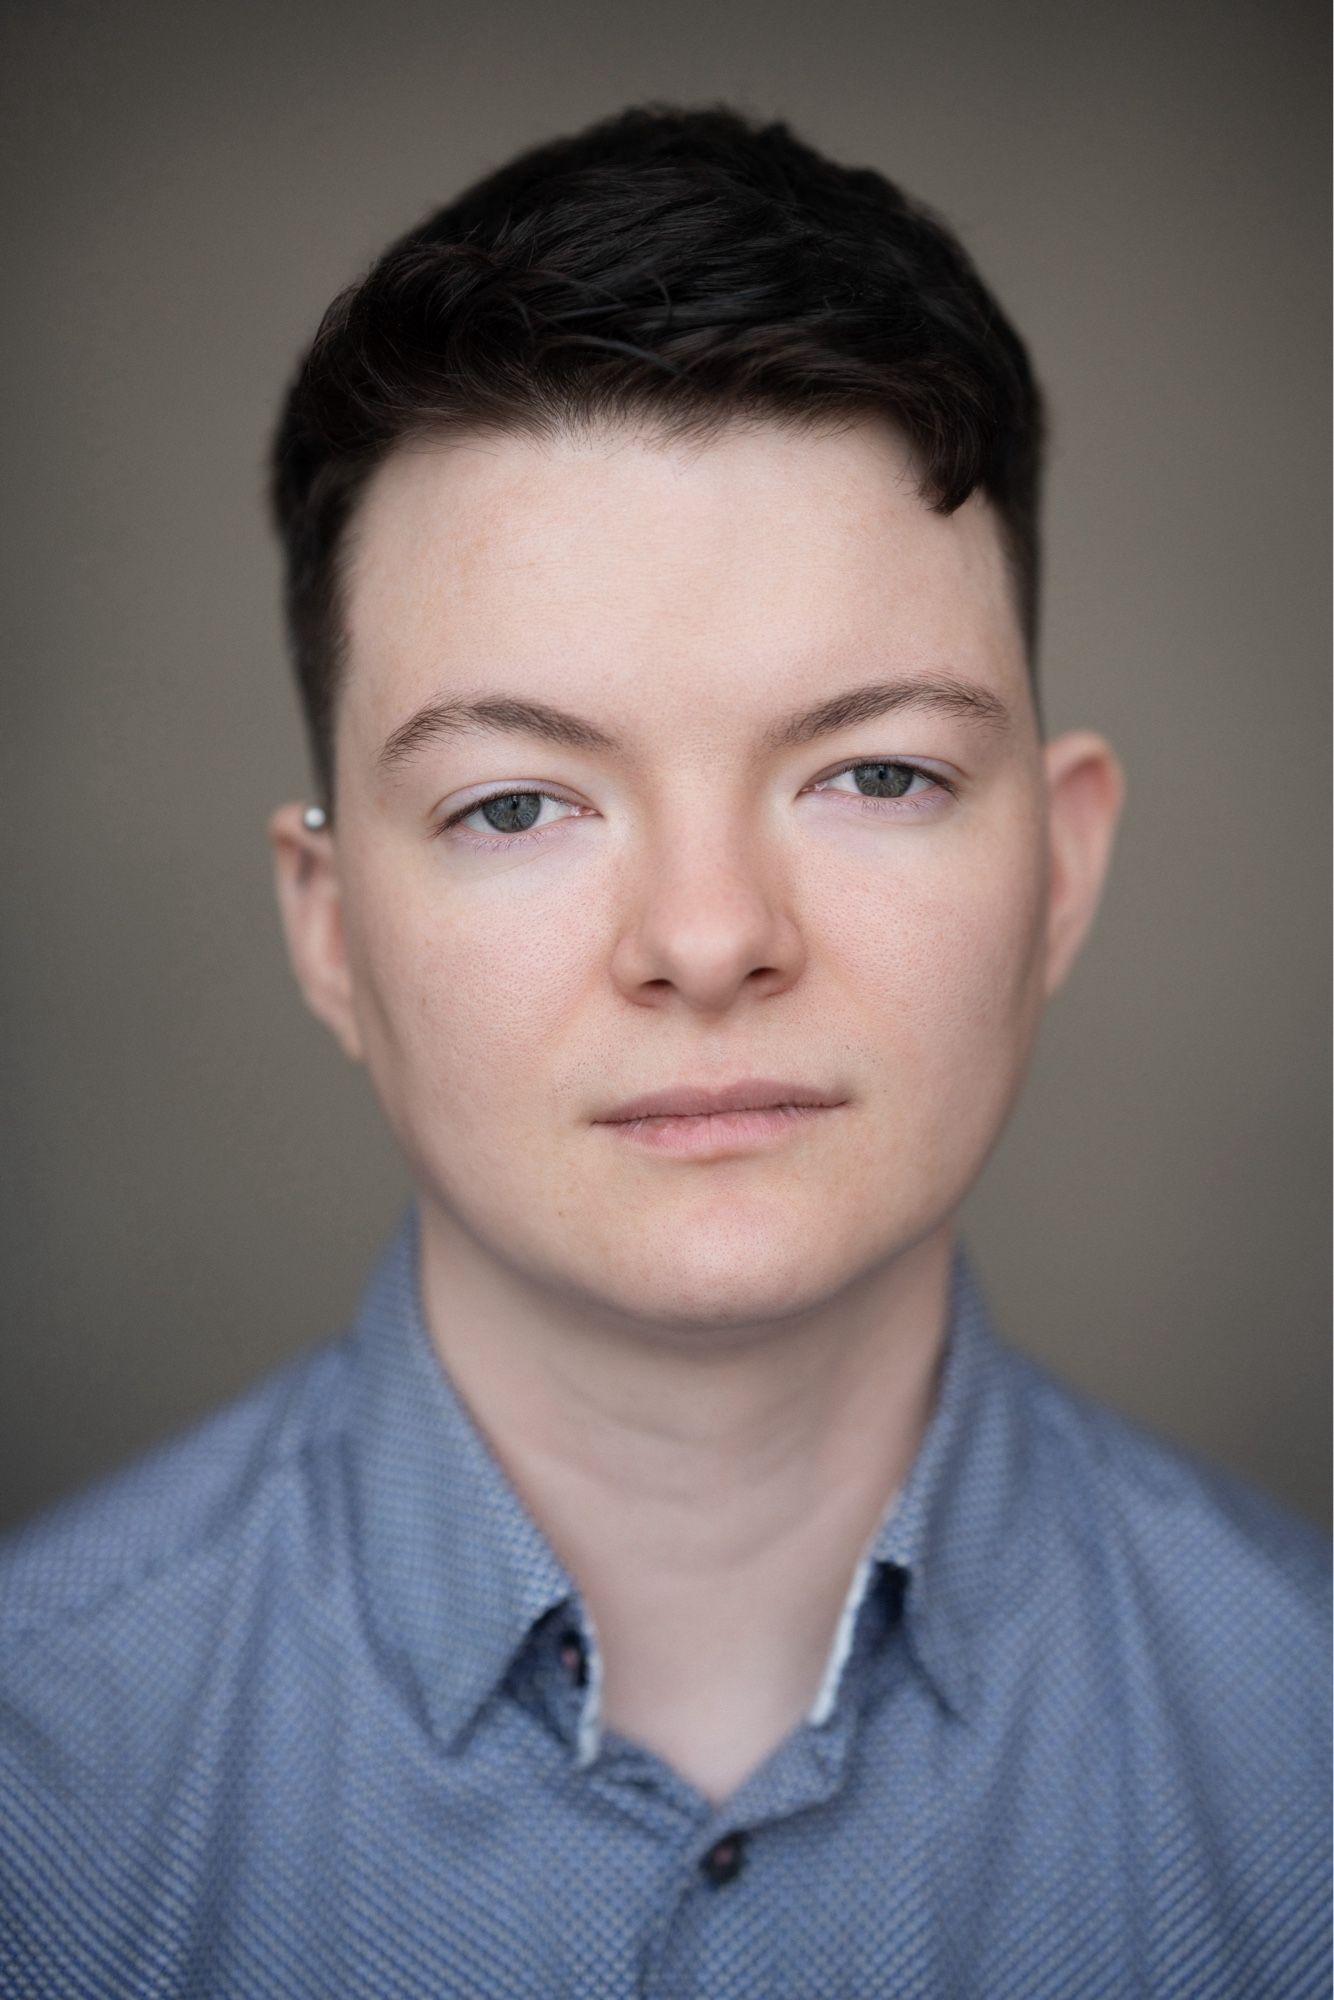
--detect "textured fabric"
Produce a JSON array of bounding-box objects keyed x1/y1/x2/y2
[{"x1": 0, "y1": 1204, "x2": 1329, "y2": 1998}]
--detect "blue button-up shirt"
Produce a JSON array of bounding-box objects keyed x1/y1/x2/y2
[{"x1": 1, "y1": 1206, "x2": 1328, "y2": 1997}]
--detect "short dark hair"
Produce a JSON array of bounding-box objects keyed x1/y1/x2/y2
[{"x1": 270, "y1": 101, "x2": 1046, "y2": 810}]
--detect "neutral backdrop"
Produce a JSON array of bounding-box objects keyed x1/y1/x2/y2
[{"x1": 2, "y1": 0, "x2": 1328, "y2": 1531}]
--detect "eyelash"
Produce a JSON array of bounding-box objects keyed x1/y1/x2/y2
[{"x1": 435, "y1": 759, "x2": 957, "y2": 850}]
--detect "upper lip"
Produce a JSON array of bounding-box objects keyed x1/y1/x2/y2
[{"x1": 596, "y1": 1078, "x2": 846, "y2": 1122}]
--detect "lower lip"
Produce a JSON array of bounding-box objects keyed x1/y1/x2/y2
[{"x1": 597, "y1": 1103, "x2": 840, "y2": 1156}]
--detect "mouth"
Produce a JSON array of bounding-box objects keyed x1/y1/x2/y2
[
  {"x1": 593, "y1": 1079, "x2": 847, "y2": 1157},
  {"x1": 596, "y1": 1078, "x2": 845, "y2": 1122}
]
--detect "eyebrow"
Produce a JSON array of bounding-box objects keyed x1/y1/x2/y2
[{"x1": 374, "y1": 675, "x2": 1012, "y2": 778}]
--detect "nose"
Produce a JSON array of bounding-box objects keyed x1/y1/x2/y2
[{"x1": 609, "y1": 812, "x2": 806, "y2": 1015}]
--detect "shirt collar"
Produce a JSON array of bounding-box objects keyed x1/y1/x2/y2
[
  {"x1": 345, "y1": 1203, "x2": 575, "y2": 1753},
  {"x1": 867, "y1": 1239, "x2": 1024, "y2": 1720},
  {"x1": 345, "y1": 1202, "x2": 1022, "y2": 1747}
]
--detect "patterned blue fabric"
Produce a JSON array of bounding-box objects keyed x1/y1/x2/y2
[{"x1": 1, "y1": 1203, "x2": 1328, "y2": 1997}]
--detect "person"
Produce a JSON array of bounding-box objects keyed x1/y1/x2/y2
[{"x1": 0, "y1": 100, "x2": 1327, "y2": 2000}]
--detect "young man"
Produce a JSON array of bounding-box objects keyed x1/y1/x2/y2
[{"x1": 1, "y1": 103, "x2": 1327, "y2": 1998}]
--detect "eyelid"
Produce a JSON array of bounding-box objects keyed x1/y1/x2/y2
[
  {"x1": 808, "y1": 755, "x2": 959, "y2": 795},
  {"x1": 443, "y1": 755, "x2": 952, "y2": 809},
  {"x1": 436, "y1": 784, "x2": 582, "y2": 832}
]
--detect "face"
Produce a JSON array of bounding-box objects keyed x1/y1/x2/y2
[{"x1": 273, "y1": 417, "x2": 1122, "y2": 1332}]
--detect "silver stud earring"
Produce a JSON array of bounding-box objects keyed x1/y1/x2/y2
[{"x1": 302, "y1": 805, "x2": 328, "y2": 831}]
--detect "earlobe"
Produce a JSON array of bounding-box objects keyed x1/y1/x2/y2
[
  {"x1": 267, "y1": 803, "x2": 367, "y2": 1064},
  {"x1": 1040, "y1": 731, "x2": 1127, "y2": 1000}
]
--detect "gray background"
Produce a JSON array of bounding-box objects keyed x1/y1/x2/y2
[{"x1": 2, "y1": 0, "x2": 1328, "y2": 1531}]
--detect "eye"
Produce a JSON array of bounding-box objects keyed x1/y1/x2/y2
[
  {"x1": 436, "y1": 788, "x2": 584, "y2": 845},
  {"x1": 810, "y1": 760, "x2": 956, "y2": 811}
]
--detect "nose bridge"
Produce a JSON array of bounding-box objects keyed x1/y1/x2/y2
[{"x1": 612, "y1": 780, "x2": 803, "y2": 1009}]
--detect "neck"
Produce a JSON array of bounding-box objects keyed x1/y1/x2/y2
[{"x1": 416, "y1": 1198, "x2": 955, "y2": 1800}]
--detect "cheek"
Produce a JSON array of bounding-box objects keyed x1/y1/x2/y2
[
  {"x1": 812, "y1": 831, "x2": 1048, "y2": 1082},
  {"x1": 349, "y1": 864, "x2": 601, "y2": 1126}
]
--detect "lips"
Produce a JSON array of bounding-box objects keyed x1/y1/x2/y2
[{"x1": 595, "y1": 1078, "x2": 845, "y2": 1123}]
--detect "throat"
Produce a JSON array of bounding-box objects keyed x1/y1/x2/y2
[
  {"x1": 601, "y1": 1679, "x2": 817, "y2": 1806},
  {"x1": 588, "y1": 1534, "x2": 883, "y2": 1805}
]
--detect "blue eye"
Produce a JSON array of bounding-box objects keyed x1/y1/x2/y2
[
  {"x1": 437, "y1": 758, "x2": 955, "y2": 851},
  {"x1": 843, "y1": 762, "x2": 919, "y2": 798},
  {"x1": 438, "y1": 789, "x2": 580, "y2": 844},
  {"x1": 471, "y1": 792, "x2": 543, "y2": 833},
  {"x1": 813, "y1": 760, "x2": 955, "y2": 807}
]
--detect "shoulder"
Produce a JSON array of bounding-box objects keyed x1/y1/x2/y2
[
  {"x1": 0, "y1": 1333, "x2": 355, "y2": 1653},
  {"x1": 997, "y1": 1340, "x2": 1330, "y2": 1653}
]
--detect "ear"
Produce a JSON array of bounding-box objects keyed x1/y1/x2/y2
[
  {"x1": 1040, "y1": 730, "x2": 1127, "y2": 1000},
  {"x1": 268, "y1": 802, "x2": 366, "y2": 1063}
]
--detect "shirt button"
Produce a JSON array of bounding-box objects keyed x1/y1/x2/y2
[
  {"x1": 558, "y1": 1629, "x2": 588, "y2": 1687},
  {"x1": 701, "y1": 1832, "x2": 746, "y2": 1885}
]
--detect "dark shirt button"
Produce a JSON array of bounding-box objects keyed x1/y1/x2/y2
[
  {"x1": 701, "y1": 1832, "x2": 746, "y2": 1885},
  {"x1": 558, "y1": 1629, "x2": 587, "y2": 1687}
]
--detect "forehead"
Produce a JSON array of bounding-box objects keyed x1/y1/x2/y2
[{"x1": 338, "y1": 417, "x2": 1028, "y2": 739}]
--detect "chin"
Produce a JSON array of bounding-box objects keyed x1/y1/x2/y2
[{"x1": 576, "y1": 1217, "x2": 878, "y2": 1335}]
